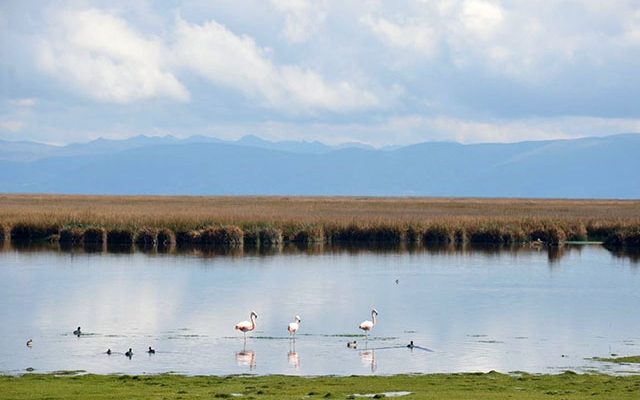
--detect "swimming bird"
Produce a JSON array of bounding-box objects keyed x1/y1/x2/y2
[
  {"x1": 235, "y1": 311, "x2": 258, "y2": 339},
  {"x1": 407, "y1": 340, "x2": 414, "y2": 349},
  {"x1": 287, "y1": 315, "x2": 301, "y2": 337},
  {"x1": 26, "y1": 339, "x2": 33, "y2": 347},
  {"x1": 125, "y1": 348, "x2": 133, "y2": 358},
  {"x1": 106, "y1": 349, "x2": 111, "y2": 355},
  {"x1": 347, "y1": 340, "x2": 357, "y2": 349},
  {"x1": 147, "y1": 346, "x2": 155, "y2": 354},
  {"x1": 73, "y1": 327, "x2": 81, "y2": 336},
  {"x1": 395, "y1": 279, "x2": 399, "y2": 284},
  {"x1": 359, "y1": 309, "x2": 378, "y2": 337}
]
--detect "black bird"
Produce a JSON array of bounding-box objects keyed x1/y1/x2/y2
[
  {"x1": 26, "y1": 339, "x2": 33, "y2": 347},
  {"x1": 73, "y1": 327, "x2": 81, "y2": 336},
  {"x1": 106, "y1": 349, "x2": 111, "y2": 355},
  {"x1": 125, "y1": 348, "x2": 133, "y2": 358},
  {"x1": 407, "y1": 340, "x2": 414, "y2": 349},
  {"x1": 147, "y1": 346, "x2": 155, "y2": 354},
  {"x1": 347, "y1": 340, "x2": 357, "y2": 348}
]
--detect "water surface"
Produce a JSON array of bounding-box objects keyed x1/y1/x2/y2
[{"x1": 1, "y1": 244, "x2": 638, "y2": 375}]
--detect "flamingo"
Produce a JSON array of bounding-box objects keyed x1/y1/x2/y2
[
  {"x1": 235, "y1": 311, "x2": 258, "y2": 339},
  {"x1": 359, "y1": 308, "x2": 378, "y2": 338},
  {"x1": 287, "y1": 315, "x2": 301, "y2": 337}
]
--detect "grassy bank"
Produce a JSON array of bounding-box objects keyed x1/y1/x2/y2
[
  {"x1": 1, "y1": 194, "x2": 639, "y2": 248},
  {"x1": 1, "y1": 372, "x2": 639, "y2": 400}
]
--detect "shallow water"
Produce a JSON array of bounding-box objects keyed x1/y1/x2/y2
[{"x1": 0, "y1": 244, "x2": 639, "y2": 376}]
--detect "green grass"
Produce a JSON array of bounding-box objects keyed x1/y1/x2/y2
[
  {"x1": 1, "y1": 372, "x2": 639, "y2": 399},
  {"x1": 594, "y1": 355, "x2": 640, "y2": 364}
]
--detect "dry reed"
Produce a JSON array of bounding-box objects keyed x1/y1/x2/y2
[{"x1": 0, "y1": 194, "x2": 639, "y2": 248}]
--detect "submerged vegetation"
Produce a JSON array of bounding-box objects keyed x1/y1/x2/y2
[
  {"x1": 1, "y1": 194, "x2": 639, "y2": 250},
  {"x1": 594, "y1": 355, "x2": 640, "y2": 364},
  {"x1": 1, "y1": 372, "x2": 639, "y2": 400}
]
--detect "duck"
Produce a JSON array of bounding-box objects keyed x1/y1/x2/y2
[
  {"x1": 147, "y1": 346, "x2": 155, "y2": 354},
  {"x1": 407, "y1": 340, "x2": 414, "y2": 349},
  {"x1": 106, "y1": 349, "x2": 111, "y2": 355},
  {"x1": 347, "y1": 340, "x2": 357, "y2": 349},
  {"x1": 26, "y1": 339, "x2": 33, "y2": 347},
  {"x1": 73, "y1": 327, "x2": 81, "y2": 336},
  {"x1": 125, "y1": 348, "x2": 133, "y2": 358}
]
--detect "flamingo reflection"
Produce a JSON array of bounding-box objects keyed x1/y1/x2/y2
[
  {"x1": 235, "y1": 339, "x2": 256, "y2": 370},
  {"x1": 359, "y1": 349, "x2": 376, "y2": 373},
  {"x1": 288, "y1": 339, "x2": 299, "y2": 368},
  {"x1": 235, "y1": 348, "x2": 256, "y2": 370}
]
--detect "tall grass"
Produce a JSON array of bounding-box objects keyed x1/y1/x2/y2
[{"x1": 1, "y1": 195, "x2": 639, "y2": 248}]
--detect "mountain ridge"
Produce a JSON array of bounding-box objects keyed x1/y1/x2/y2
[{"x1": 0, "y1": 133, "x2": 638, "y2": 198}]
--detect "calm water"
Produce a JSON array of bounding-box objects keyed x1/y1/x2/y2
[{"x1": 0, "y1": 244, "x2": 638, "y2": 376}]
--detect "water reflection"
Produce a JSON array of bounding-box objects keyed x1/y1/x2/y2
[
  {"x1": 235, "y1": 348, "x2": 256, "y2": 370},
  {"x1": 2, "y1": 241, "x2": 638, "y2": 264},
  {"x1": 287, "y1": 352, "x2": 299, "y2": 368},
  {"x1": 287, "y1": 339, "x2": 300, "y2": 368},
  {"x1": 1, "y1": 244, "x2": 639, "y2": 375},
  {"x1": 359, "y1": 349, "x2": 376, "y2": 373}
]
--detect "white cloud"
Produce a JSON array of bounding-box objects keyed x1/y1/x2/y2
[
  {"x1": 173, "y1": 17, "x2": 379, "y2": 112},
  {"x1": 9, "y1": 98, "x2": 37, "y2": 107},
  {"x1": 389, "y1": 115, "x2": 640, "y2": 144},
  {"x1": 269, "y1": 0, "x2": 327, "y2": 43},
  {"x1": 37, "y1": 8, "x2": 189, "y2": 103},
  {"x1": 360, "y1": 15, "x2": 437, "y2": 56},
  {"x1": 459, "y1": 0, "x2": 504, "y2": 40},
  {"x1": 362, "y1": 1, "x2": 640, "y2": 82},
  {"x1": 33, "y1": 7, "x2": 378, "y2": 113},
  {"x1": 0, "y1": 120, "x2": 25, "y2": 132}
]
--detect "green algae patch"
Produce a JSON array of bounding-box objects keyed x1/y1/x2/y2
[
  {"x1": 1, "y1": 372, "x2": 640, "y2": 400},
  {"x1": 594, "y1": 355, "x2": 640, "y2": 364}
]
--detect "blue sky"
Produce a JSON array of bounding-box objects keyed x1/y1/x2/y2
[{"x1": 1, "y1": 0, "x2": 640, "y2": 146}]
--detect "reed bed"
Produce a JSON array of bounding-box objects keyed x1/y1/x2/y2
[
  {"x1": 0, "y1": 224, "x2": 8, "y2": 245},
  {"x1": 135, "y1": 228, "x2": 157, "y2": 248},
  {"x1": 83, "y1": 227, "x2": 106, "y2": 244},
  {"x1": 157, "y1": 228, "x2": 176, "y2": 249},
  {"x1": 1, "y1": 194, "x2": 639, "y2": 248}
]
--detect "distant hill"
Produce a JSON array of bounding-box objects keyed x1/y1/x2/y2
[{"x1": 0, "y1": 133, "x2": 638, "y2": 198}]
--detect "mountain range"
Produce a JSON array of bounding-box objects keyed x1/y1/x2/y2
[{"x1": 1, "y1": 133, "x2": 638, "y2": 198}]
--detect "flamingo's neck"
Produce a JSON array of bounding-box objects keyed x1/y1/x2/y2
[
  {"x1": 371, "y1": 312, "x2": 377, "y2": 326},
  {"x1": 251, "y1": 314, "x2": 257, "y2": 329}
]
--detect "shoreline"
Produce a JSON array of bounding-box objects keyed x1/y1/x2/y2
[
  {"x1": 1, "y1": 194, "x2": 639, "y2": 250},
  {"x1": 1, "y1": 371, "x2": 639, "y2": 399}
]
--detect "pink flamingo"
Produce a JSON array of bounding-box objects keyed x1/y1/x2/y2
[
  {"x1": 235, "y1": 311, "x2": 258, "y2": 339},
  {"x1": 359, "y1": 308, "x2": 378, "y2": 338},
  {"x1": 287, "y1": 315, "x2": 301, "y2": 337}
]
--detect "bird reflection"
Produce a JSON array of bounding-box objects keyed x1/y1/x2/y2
[
  {"x1": 288, "y1": 340, "x2": 299, "y2": 368},
  {"x1": 235, "y1": 342, "x2": 256, "y2": 370},
  {"x1": 359, "y1": 349, "x2": 376, "y2": 373},
  {"x1": 287, "y1": 351, "x2": 299, "y2": 368}
]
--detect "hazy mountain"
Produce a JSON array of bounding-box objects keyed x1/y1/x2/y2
[
  {"x1": 0, "y1": 139, "x2": 60, "y2": 161},
  {"x1": 0, "y1": 134, "x2": 370, "y2": 161},
  {"x1": 0, "y1": 134, "x2": 638, "y2": 198}
]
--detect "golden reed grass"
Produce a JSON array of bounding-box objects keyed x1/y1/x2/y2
[{"x1": 1, "y1": 194, "x2": 639, "y2": 248}]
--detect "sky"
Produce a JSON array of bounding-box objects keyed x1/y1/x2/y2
[{"x1": 1, "y1": 0, "x2": 640, "y2": 146}]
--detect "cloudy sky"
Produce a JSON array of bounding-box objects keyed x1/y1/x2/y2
[{"x1": 1, "y1": 0, "x2": 640, "y2": 146}]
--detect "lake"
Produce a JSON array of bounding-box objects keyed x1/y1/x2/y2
[{"x1": 1, "y1": 244, "x2": 638, "y2": 376}]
